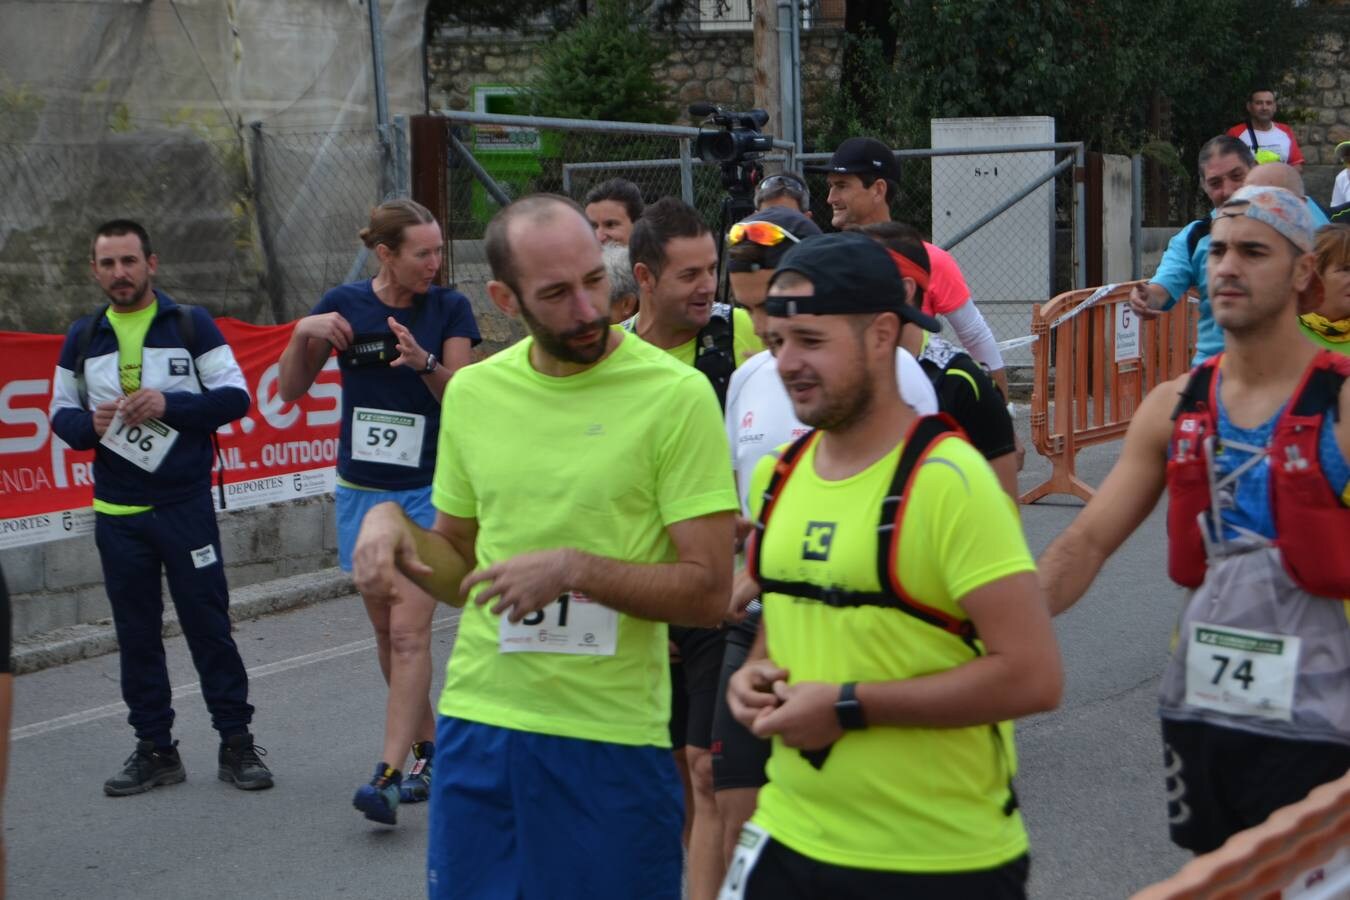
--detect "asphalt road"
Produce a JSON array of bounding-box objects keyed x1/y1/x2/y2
[{"x1": 7, "y1": 417, "x2": 1193, "y2": 899}]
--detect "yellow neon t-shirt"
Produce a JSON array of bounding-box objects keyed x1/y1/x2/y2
[
  {"x1": 432, "y1": 333, "x2": 738, "y2": 747},
  {"x1": 748, "y1": 432, "x2": 1036, "y2": 873},
  {"x1": 660, "y1": 306, "x2": 762, "y2": 368},
  {"x1": 94, "y1": 304, "x2": 158, "y2": 516}
]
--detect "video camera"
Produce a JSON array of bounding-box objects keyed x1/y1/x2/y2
[{"x1": 690, "y1": 103, "x2": 773, "y2": 165}]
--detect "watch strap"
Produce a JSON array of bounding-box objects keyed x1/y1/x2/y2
[{"x1": 835, "y1": 682, "x2": 867, "y2": 730}]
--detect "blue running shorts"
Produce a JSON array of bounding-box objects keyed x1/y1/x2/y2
[
  {"x1": 335, "y1": 483, "x2": 434, "y2": 572},
  {"x1": 427, "y1": 717, "x2": 684, "y2": 900}
]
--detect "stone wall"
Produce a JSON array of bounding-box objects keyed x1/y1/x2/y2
[
  {"x1": 1290, "y1": 20, "x2": 1350, "y2": 166},
  {"x1": 428, "y1": 28, "x2": 844, "y2": 128}
]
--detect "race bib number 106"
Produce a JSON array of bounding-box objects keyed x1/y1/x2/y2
[
  {"x1": 499, "y1": 591, "x2": 618, "y2": 656},
  {"x1": 100, "y1": 412, "x2": 179, "y2": 473}
]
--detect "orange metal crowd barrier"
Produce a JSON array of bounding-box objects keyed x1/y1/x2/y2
[
  {"x1": 1021, "y1": 280, "x2": 1198, "y2": 505},
  {"x1": 1132, "y1": 771, "x2": 1350, "y2": 899}
]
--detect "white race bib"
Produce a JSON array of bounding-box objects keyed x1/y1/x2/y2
[
  {"x1": 100, "y1": 412, "x2": 179, "y2": 473},
  {"x1": 718, "y1": 823, "x2": 770, "y2": 900},
  {"x1": 351, "y1": 407, "x2": 425, "y2": 468},
  {"x1": 499, "y1": 591, "x2": 618, "y2": 656},
  {"x1": 1185, "y1": 622, "x2": 1301, "y2": 721}
]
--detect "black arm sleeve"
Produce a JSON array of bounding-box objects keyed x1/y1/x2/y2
[{"x1": 935, "y1": 355, "x2": 1017, "y2": 461}]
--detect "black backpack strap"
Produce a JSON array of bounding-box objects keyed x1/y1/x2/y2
[
  {"x1": 1246, "y1": 119, "x2": 1259, "y2": 153},
  {"x1": 73, "y1": 305, "x2": 110, "y2": 409},
  {"x1": 693, "y1": 308, "x2": 736, "y2": 410},
  {"x1": 1171, "y1": 358, "x2": 1219, "y2": 422},
  {"x1": 1291, "y1": 353, "x2": 1350, "y2": 421},
  {"x1": 1185, "y1": 217, "x2": 1212, "y2": 260}
]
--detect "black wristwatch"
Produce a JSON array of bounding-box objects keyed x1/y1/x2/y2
[
  {"x1": 835, "y1": 682, "x2": 867, "y2": 730},
  {"x1": 423, "y1": 352, "x2": 438, "y2": 373}
]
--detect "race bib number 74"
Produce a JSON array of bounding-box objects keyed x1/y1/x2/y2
[{"x1": 1184, "y1": 623, "x2": 1301, "y2": 721}]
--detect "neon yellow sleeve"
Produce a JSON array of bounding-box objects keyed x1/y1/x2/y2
[
  {"x1": 432, "y1": 379, "x2": 477, "y2": 518},
  {"x1": 919, "y1": 437, "x2": 1036, "y2": 604},
  {"x1": 654, "y1": 373, "x2": 739, "y2": 526}
]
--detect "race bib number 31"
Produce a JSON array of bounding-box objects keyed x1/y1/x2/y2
[
  {"x1": 499, "y1": 591, "x2": 618, "y2": 656},
  {"x1": 351, "y1": 407, "x2": 425, "y2": 468},
  {"x1": 1185, "y1": 623, "x2": 1301, "y2": 721},
  {"x1": 100, "y1": 412, "x2": 178, "y2": 472}
]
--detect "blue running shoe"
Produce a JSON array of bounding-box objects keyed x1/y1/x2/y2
[
  {"x1": 353, "y1": 762, "x2": 401, "y2": 825},
  {"x1": 399, "y1": 741, "x2": 434, "y2": 804}
]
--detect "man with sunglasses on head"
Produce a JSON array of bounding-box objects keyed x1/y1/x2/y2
[
  {"x1": 714, "y1": 207, "x2": 938, "y2": 872},
  {"x1": 753, "y1": 172, "x2": 812, "y2": 218},
  {"x1": 721, "y1": 231, "x2": 1061, "y2": 899},
  {"x1": 812, "y1": 136, "x2": 1011, "y2": 401},
  {"x1": 624, "y1": 196, "x2": 763, "y2": 900}
]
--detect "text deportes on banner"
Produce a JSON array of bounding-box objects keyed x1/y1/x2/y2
[{"x1": 0, "y1": 318, "x2": 342, "y2": 549}]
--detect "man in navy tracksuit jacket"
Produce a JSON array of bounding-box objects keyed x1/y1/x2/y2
[{"x1": 49, "y1": 220, "x2": 274, "y2": 795}]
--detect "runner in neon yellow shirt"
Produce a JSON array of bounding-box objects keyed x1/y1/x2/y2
[
  {"x1": 352, "y1": 194, "x2": 737, "y2": 900},
  {"x1": 723, "y1": 232, "x2": 1062, "y2": 899},
  {"x1": 625, "y1": 196, "x2": 765, "y2": 900}
]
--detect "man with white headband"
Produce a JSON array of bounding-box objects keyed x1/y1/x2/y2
[{"x1": 1040, "y1": 185, "x2": 1350, "y2": 853}]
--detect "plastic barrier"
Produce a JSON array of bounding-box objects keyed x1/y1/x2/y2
[
  {"x1": 1021, "y1": 280, "x2": 1198, "y2": 504},
  {"x1": 1132, "y1": 771, "x2": 1350, "y2": 900}
]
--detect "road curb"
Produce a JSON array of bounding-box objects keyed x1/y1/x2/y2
[{"x1": 11, "y1": 568, "x2": 354, "y2": 676}]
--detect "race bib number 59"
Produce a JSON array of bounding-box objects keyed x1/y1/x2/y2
[
  {"x1": 351, "y1": 407, "x2": 424, "y2": 468},
  {"x1": 499, "y1": 591, "x2": 617, "y2": 656}
]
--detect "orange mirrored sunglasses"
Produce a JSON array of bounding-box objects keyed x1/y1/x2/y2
[{"x1": 727, "y1": 220, "x2": 803, "y2": 248}]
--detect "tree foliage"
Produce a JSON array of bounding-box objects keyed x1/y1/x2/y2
[
  {"x1": 816, "y1": 0, "x2": 1330, "y2": 174},
  {"x1": 520, "y1": 0, "x2": 676, "y2": 123}
]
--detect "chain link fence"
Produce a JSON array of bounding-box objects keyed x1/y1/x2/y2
[
  {"x1": 0, "y1": 123, "x2": 400, "y2": 334},
  {"x1": 434, "y1": 111, "x2": 796, "y2": 352},
  {"x1": 430, "y1": 111, "x2": 1083, "y2": 367}
]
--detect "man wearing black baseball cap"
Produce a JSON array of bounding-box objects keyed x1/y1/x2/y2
[
  {"x1": 812, "y1": 137, "x2": 1012, "y2": 404},
  {"x1": 715, "y1": 214, "x2": 938, "y2": 875},
  {"x1": 808, "y1": 137, "x2": 901, "y2": 232},
  {"x1": 723, "y1": 230, "x2": 1061, "y2": 899}
]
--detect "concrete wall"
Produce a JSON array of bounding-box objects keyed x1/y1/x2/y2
[{"x1": 3, "y1": 495, "x2": 338, "y2": 642}]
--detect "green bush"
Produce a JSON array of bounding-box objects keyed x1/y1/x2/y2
[{"x1": 523, "y1": 0, "x2": 676, "y2": 124}]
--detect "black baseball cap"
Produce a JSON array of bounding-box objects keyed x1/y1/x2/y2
[
  {"x1": 806, "y1": 137, "x2": 901, "y2": 183},
  {"x1": 765, "y1": 231, "x2": 941, "y2": 331},
  {"x1": 726, "y1": 206, "x2": 822, "y2": 273}
]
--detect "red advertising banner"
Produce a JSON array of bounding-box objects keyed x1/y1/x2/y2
[{"x1": 0, "y1": 319, "x2": 342, "y2": 549}]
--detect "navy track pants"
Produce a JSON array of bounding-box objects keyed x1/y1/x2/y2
[{"x1": 95, "y1": 492, "x2": 253, "y2": 744}]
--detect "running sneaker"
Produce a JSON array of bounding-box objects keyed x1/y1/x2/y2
[
  {"x1": 104, "y1": 740, "x2": 186, "y2": 796},
  {"x1": 218, "y1": 732, "x2": 275, "y2": 791},
  {"x1": 399, "y1": 741, "x2": 435, "y2": 804},
  {"x1": 353, "y1": 763, "x2": 401, "y2": 825}
]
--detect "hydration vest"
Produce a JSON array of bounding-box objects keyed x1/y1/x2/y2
[
  {"x1": 622, "y1": 303, "x2": 736, "y2": 409},
  {"x1": 747, "y1": 414, "x2": 979, "y2": 650},
  {"x1": 1167, "y1": 350, "x2": 1350, "y2": 597},
  {"x1": 692, "y1": 303, "x2": 736, "y2": 409},
  {"x1": 748, "y1": 414, "x2": 1020, "y2": 812}
]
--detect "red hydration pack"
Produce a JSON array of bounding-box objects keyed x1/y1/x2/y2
[{"x1": 1167, "y1": 351, "x2": 1350, "y2": 597}]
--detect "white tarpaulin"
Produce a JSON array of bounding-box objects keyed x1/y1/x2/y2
[{"x1": 0, "y1": 0, "x2": 429, "y2": 331}]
